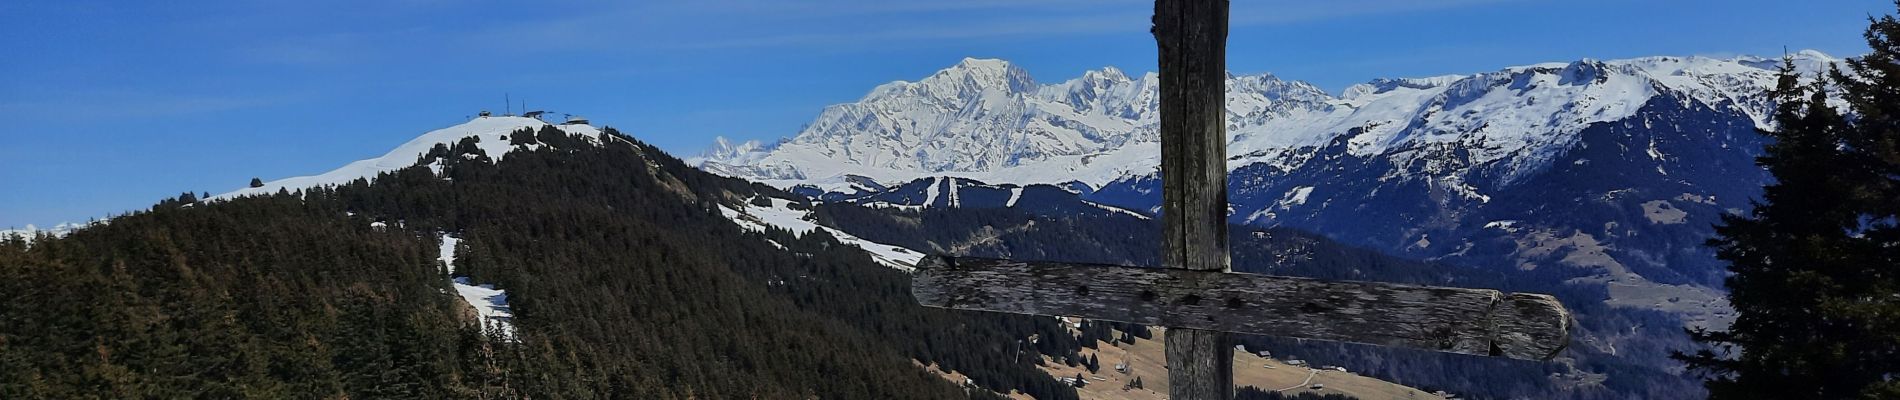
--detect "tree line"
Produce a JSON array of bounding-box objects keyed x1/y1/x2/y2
[{"x1": 1, "y1": 125, "x2": 1088, "y2": 399}]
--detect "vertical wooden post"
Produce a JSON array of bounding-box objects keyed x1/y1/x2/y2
[{"x1": 1154, "y1": 0, "x2": 1232, "y2": 399}]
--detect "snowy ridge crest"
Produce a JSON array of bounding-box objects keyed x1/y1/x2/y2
[
  {"x1": 698, "y1": 51, "x2": 1840, "y2": 190},
  {"x1": 214, "y1": 116, "x2": 605, "y2": 200}
]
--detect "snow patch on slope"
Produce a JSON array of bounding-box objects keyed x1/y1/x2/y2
[
  {"x1": 922, "y1": 177, "x2": 942, "y2": 207},
  {"x1": 1277, "y1": 186, "x2": 1315, "y2": 209},
  {"x1": 719, "y1": 198, "x2": 925, "y2": 271},
  {"x1": 438, "y1": 234, "x2": 516, "y2": 339},
  {"x1": 1082, "y1": 200, "x2": 1151, "y2": 220},
  {"x1": 0, "y1": 222, "x2": 96, "y2": 244}
]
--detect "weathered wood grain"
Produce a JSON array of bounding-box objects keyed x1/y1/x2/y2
[
  {"x1": 1154, "y1": 0, "x2": 1234, "y2": 398},
  {"x1": 913, "y1": 256, "x2": 1572, "y2": 361},
  {"x1": 1164, "y1": 326, "x2": 1233, "y2": 398},
  {"x1": 1154, "y1": 0, "x2": 1230, "y2": 275}
]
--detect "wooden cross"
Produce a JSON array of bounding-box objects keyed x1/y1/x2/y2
[{"x1": 911, "y1": 1, "x2": 1571, "y2": 399}]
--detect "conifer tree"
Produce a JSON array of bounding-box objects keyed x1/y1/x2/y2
[
  {"x1": 1677, "y1": 6, "x2": 1900, "y2": 398},
  {"x1": 249, "y1": 177, "x2": 264, "y2": 188}
]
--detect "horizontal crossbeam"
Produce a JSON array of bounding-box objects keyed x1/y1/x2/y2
[{"x1": 912, "y1": 256, "x2": 1570, "y2": 360}]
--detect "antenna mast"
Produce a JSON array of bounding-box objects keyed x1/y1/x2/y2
[{"x1": 505, "y1": 93, "x2": 512, "y2": 116}]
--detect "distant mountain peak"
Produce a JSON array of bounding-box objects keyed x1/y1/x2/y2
[
  {"x1": 932, "y1": 57, "x2": 1037, "y2": 92},
  {"x1": 702, "y1": 136, "x2": 765, "y2": 159},
  {"x1": 1080, "y1": 66, "x2": 1131, "y2": 83},
  {"x1": 952, "y1": 57, "x2": 1012, "y2": 70}
]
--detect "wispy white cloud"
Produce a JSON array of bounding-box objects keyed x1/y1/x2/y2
[
  {"x1": 0, "y1": 90, "x2": 304, "y2": 120},
  {"x1": 662, "y1": 0, "x2": 1146, "y2": 19},
  {"x1": 1231, "y1": 0, "x2": 1527, "y2": 25},
  {"x1": 672, "y1": 13, "x2": 1142, "y2": 50},
  {"x1": 0, "y1": 0, "x2": 1537, "y2": 122},
  {"x1": 240, "y1": 32, "x2": 378, "y2": 66}
]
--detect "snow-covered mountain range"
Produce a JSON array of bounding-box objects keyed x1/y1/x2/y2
[
  {"x1": 699, "y1": 51, "x2": 1836, "y2": 192},
  {"x1": 696, "y1": 51, "x2": 1845, "y2": 328}
]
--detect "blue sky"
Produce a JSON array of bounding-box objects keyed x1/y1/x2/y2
[{"x1": 0, "y1": 0, "x2": 1889, "y2": 227}]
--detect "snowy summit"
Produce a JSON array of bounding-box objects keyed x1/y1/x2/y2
[{"x1": 214, "y1": 116, "x2": 605, "y2": 200}]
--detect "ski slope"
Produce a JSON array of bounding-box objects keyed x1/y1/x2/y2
[
  {"x1": 438, "y1": 234, "x2": 516, "y2": 339},
  {"x1": 719, "y1": 197, "x2": 925, "y2": 271}
]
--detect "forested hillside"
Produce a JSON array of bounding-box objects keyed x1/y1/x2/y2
[{"x1": 0, "y1": 125, "x2": 1085, "y2": 399}]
